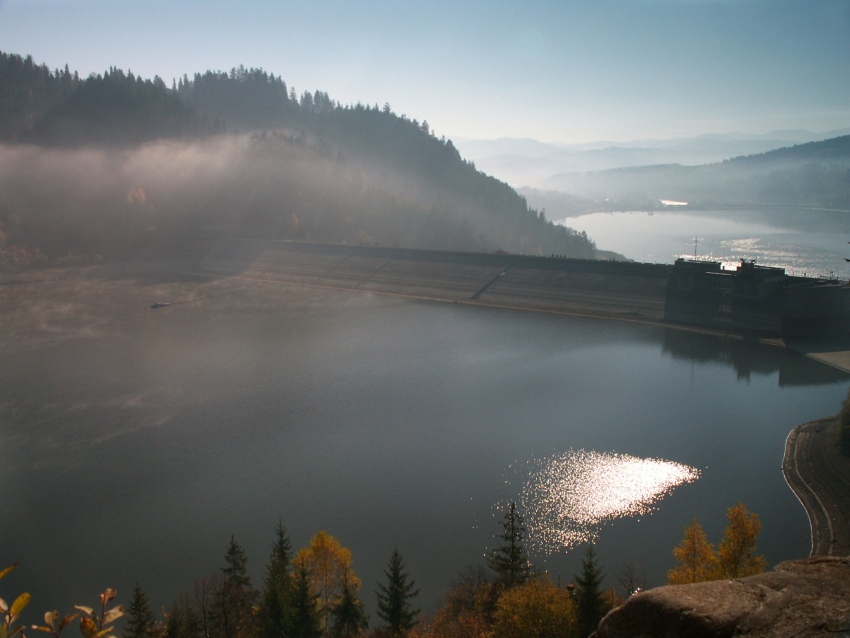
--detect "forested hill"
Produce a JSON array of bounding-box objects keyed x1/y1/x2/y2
[
  {"x1": 0, "y1": 53, "x2": 217, "y2": 145},
  {"x1": 0, "y1": 52, "x2": 600, "y2": 271},
  {"x1": 0, "y1": 52, "x2": 78, "y2": 141},
  {"x1": 723, "y1": 134, "x2": 850, "y2": 166},
  {"x1": 541, "y1": 135, "x2": 850, "y2": 211}
]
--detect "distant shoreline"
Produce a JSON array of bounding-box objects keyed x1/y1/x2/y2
[
  {"x1": 783, "y1": 418, "x2": 850, "y2": 557},
  {"x1": 556, "y1": 203, "x2": 850, "y2": 217}
]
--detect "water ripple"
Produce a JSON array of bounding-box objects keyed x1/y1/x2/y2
[{"x1": 519, "y1": 449, "x2": 700, "y2": 554}]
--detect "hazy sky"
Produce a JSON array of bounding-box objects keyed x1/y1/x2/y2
[{"x1": 1, "y1": 0, "x2": 849, "y2": 143}]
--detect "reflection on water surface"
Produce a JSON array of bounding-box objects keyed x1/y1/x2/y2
[
  {"x1": 563, "y1": 210, "x2": 850, "y2": 279},
  {"x1": 517, "y1": 450, "x2": 700, "y2": 554},
  {"x1": 1, "y1": 272, "x2": 847, "y2": 614}
]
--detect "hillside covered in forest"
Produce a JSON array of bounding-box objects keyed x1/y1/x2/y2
[
  {"x1": 0, "y1": 52, "x2": 600, "y2": 271},
  {"x1": 538, "y1": 135, "x2": 850, "y2": 212}
]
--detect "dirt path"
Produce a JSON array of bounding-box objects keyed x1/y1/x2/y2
[{"x1": 783, "y1": 417, "x2": 850, "y2": 556}]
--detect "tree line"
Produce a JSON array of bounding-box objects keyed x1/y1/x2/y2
[
  {"x1": 3, "y1": 502, "x2": 768, "y2": 638},
  {"x1": 1, "y1": 505, "x2": 617, "y2": 638}
]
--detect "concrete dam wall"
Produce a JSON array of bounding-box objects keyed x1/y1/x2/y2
[
  {"x1": 200, "y1": 239, "x2": 850, "y2": 340},
  {"x1": 200, "y1": 238, "x2": 671, "y2": 322}
]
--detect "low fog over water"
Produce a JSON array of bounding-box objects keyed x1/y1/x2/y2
[
  {"x1": 0, "y1": 130, "x2": 596, "y2": 268},
  {"x1": 2, "y1": 270, "x2": 847, "y2": 616}
]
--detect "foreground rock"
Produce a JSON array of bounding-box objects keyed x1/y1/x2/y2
[{"x1": 592, "y1": 557, "x2": 850, "y2": 638}]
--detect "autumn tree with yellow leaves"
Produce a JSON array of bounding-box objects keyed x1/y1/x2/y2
[
  {"x1": 716, "y1": 502, "x2": 768, "y2": 579},
  {"x1": 490, "y1": 577, "x2": 576, "y2": 638},
  {"x1": 668, "y1": 503, "x2": 766, "y2": 585},
  {"x1": 294, "y1": 531, "x2": 363, "y2": 633},
  {"x1": 667, "y1": 519, "x2": 718, "y2": 585}
]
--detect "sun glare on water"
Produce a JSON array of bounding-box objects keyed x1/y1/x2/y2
[{"x1": 518, "y1": 450, "x2": 700, "y2": 554}]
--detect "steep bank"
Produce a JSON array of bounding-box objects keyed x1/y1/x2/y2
[{"x1": 783, "y1": 417, "x2": 850, "y2": 556}]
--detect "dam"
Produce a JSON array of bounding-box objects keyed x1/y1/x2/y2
[{"x1": 199, "y1": 238, "x2": 850, "y2": 341}]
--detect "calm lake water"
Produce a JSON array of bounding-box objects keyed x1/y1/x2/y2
[
  {"x1": 1, "y1": 270, "x2": 848, "y2": 618},
  {"x1": 562, "y1": 208, "x2": 850, "y2": 279}
]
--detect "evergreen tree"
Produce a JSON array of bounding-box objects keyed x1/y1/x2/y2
[
  {"x1": 328, "y1": 567, "x2": 367, "y2": 638},
  {"x1": 574, "y1": 545, "x2": 606, "y2": 638},
  {"x1": 124, "y1": 583, "x2": 157, "y2": 638},
  {"x1": 259, "y1": 522, "x2": 295, "y2": 638},
  {"x1": 223, "y1": 535, "x2": 251, "y2": 588},
  {"x1": 290, "y1": 559, "x2": 322, "y2": 638},
  {"x1": 487, "y1": 502, "x2": 532, "y2": 588},
  {"x1": 376, "y1": 549, "x2": 419, "y2": 638},
  {"x1": 163, "y1": 595, "x2": 200, "y2": 638},
  {"x1": 214, "y1": 535, "x2": 258, "y2": 638}
]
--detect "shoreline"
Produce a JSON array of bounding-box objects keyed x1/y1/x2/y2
[{"x1": 783, "y1": 417, "x2": 850, "y2": 557}]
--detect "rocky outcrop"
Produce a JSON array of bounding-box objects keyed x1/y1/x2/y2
[{"x1": 591, "y1": 557, "x2": 850, "y2": 638}]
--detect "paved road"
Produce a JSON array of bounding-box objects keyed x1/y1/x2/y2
[{"x1": 784, "y1": 418, "x2": 850, "y2": 556}]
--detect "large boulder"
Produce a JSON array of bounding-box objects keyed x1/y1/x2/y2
[{"x1": 591, "y1": 557, "x2": 850, "y2": 638}]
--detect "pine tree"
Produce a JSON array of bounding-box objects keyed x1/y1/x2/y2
[
  {"x1": 214, "y1": 535, "x2": 258, "y2": 638},
  {"x1": 574, "y1": 545, "x2": 606, "y2": 638},
  {"x1": 290, "y1": 559, "x2": 322, "y2": 638},
  {"x1": 259, "y1": 522, "x2": 294, "y2": 638},
  {"x1": 124, "y1": 583, "x2": 157, "y2": 638},
  {"x1": 329, "y1": 567, "x2": 368, "y2": 638},
  {"x1": 162, "y1": 595, "x2": 199, "y2": 638},
  {"x1": 376, "y1": 549, "x2": 419, "y2": 638},
  {"x1": 487, "y1": 502, "x2": 531, "y2": 588},
  {"x1": 223, "y1": 535, "x2": 251, "y2": 588}
]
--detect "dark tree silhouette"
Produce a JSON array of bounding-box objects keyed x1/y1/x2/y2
[
  {"x1": 214, "y1": 535, "x2": 258, "y2": 638},
  {"x1": 259, "y1": 521, "x2": 295, "y2": 638},
  {"x1": 376, "y1": 549, "x2": 420, "y2": 638},
  {"x1": 488, "y1": 502, "x2": 532, "y2": 588},
  {"x1": 290, "y1": 560, "x2": 322, "y2": 638},
  {"x1": 123, "y1": 583, "x2": 157, "y2": 638},
  {"x1": 329, "y1": 566, "x2": 368, "y2": 638},
  {"x1": 574, "y1": 545, "x2": 607, "y2": 638}
]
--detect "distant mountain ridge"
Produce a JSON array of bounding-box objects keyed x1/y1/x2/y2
[
  {"x1": 454, "y1": 129, "x2": 850, "y2": 189},
  {"x1": 723, "y1": 134, "x2": 850, "y2": 165},
  {"x1": 536, "y1": 134, "x2": 850, "y2": 211}
]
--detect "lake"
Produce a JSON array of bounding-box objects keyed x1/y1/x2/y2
[
  {"x1": 561, "y1": 208, "x2": 850, "y2": 280},
  {"x1": 1, "y1": 268, "x2": 848, "y2": 619}
]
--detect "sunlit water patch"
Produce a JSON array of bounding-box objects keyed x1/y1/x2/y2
[
  {"x1": 562, "y1": 210, "x2": 850, "y2": 279},
  {"x1": 518, "y1": 450, "x2": 700, "y2": 554}
]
